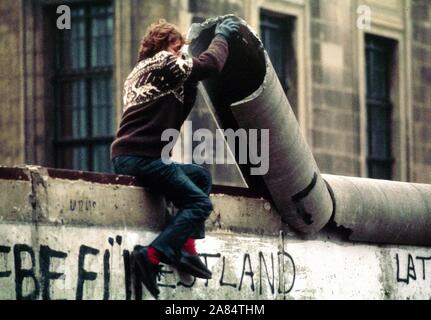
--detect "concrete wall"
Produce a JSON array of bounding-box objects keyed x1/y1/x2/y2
[{"x1": 1, "y1": 165, "x2": 430, "y2": 300}]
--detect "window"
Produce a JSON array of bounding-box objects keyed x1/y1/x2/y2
[
  {"x1": 53, "y1": 3, "x2": 114, "y2": 172},
  {"x1": 260, "y1": 10, "x2": 297, "y2": 105},
  {"x1": 365, "y1": 34, "x2": 395, "y2": 180}
]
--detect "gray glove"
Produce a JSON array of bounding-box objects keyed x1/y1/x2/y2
[{"x1": 215, "y1": 18, "x2": 241, "y2": 39}]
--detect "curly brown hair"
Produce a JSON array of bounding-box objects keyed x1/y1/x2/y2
[{"x1": 137, "y1": 19, "x2": 185, "y2": 62}]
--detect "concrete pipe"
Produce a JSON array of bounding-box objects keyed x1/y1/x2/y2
[
  {"x1": 323, "y1": 174, "x2": 431, "y2": 246},
  {"x1": 187, "y1": 15, "x2": 333, "y2": 233}
]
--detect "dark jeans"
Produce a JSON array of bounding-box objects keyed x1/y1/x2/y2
[{"x1": 112, "y1": 155, "x2": 213, "y2": 264}]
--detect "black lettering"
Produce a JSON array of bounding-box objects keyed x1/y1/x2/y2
[
  {"x1": 132, "y1": 245, "x2": 143, "y2": 300},
  {"x1": 115, "y1": 235, "x2": 122, "y2": 246},
  {"x1": 76, "y1": 245, "x2": 99, "y2": 300},
  {"x1": 123, "y1": 249, "x2": 132, "y2": 300},
  {"x1": 199, "y1": 253, "x2": 220, "y2": 287},
  {"x1": 70, "y1": 200, "x2": 76, "y2": 211},
  {"x1": 407, "y1": 253, "x2": 417, "y2": 282},
  {"x1": 396, "y1": 254, "x2": 409, "y2": 283},
  {"x1": 238, "y1": 254, "x2": 254, "y2": 291},
  {"x1": 103, "y1": 249, "x2": 110, "y2": 300},
  {"x1": 108, "y1": 237, "x2": 114, "y2": 246},
  {"x1": 14, "y1": 244, "x2": 40, "y2": 300},
  {"x1": 259, "y1": 251, "x2": 274, "y2": 295},
  {"x1": 278, "y1": 251, "x2": 295, "y2": 294},
  {"x1": 39, "y1": 245, "x2": 67, "y2": 300},
  {"x1": 158, "y1": 265, "x2": 176, "y2": 289},
  {"x1": 416, "y1": 256, "x2": 431, "y2": 281},
  {"x1": 0, "y1": 245, "x2": 11, "y2": 278},
  {"x1": 219, "y1": 256, "x2": 237, "y2": 288}
]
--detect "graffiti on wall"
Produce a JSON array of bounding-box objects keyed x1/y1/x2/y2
[
  {"x1": 0, "y1": 235, "x2": 296, "y2": 300},
  {"x1": 395, "y1": 253, "x2": 431, "y2": 284},
  {"x1": 69, "y1": 199, "x2": 97, "y2": 213}
]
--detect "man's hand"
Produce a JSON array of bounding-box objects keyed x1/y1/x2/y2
[{"x1": 215, "y1": 18, "x2": 241, "y2": 40}]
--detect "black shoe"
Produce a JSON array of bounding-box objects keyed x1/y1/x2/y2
[
  {"x1": 132, "y1": 247, "x2": 161, "y2": 299},
  {"x1": 175, "y1": 250, "x2": 212, "y2": 279}
]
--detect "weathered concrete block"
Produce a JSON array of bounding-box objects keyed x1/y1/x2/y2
[
  {"x1": 2, "y1": 165, "x2": 431, "y2": 299},
  {"x1": 325, "y1": 174, "x2": 431, "y2": 246},
  {"x1": 0, "y1": 167, "x2": 33, "y2": 223},
  {"x1": 0, "y1": 224, "x2": 430, "y2": 300}
]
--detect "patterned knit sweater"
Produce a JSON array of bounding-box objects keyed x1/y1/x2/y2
[{"x1": 111, "y1": 35, "x2": 229, "y2": 160}]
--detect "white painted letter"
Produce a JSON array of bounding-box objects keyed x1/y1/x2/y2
[
  {"x1": 193, "y1": 128, "x2": 214, "y2": 164},
  {"x1": 357, "y1": 5, "x2": 371, "y2": 31},
  {"x1": 224, "y1": 128, "x2": 248, "y2": 164},
  {"x1": 57, "y1": 5, "x2": 71, "y2": 30},
  {"x1": 161, "y1": 129, "x2": 180, "y2": 164},
  {"x1": 249, "y1": 129, "x2": 269, "y2": 175},
  {"x1": 183, "y1": 121, "x2": 193, "y2": 164}
]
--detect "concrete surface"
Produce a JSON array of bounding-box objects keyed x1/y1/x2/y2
[{"x1": 1, "y1": 165, "x2": 431, "y2": 300}]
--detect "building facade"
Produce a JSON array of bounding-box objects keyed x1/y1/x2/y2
[{"x1": 0, "y1": 0, "x2": 430, "y2": 186}]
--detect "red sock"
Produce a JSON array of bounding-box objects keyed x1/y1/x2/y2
[
  {"x1": 147, "y1": 246, "x2": 161, "y2": 265},
  {"x1": 183, "y1": 238, "x2": 197, "y2": 255}
]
